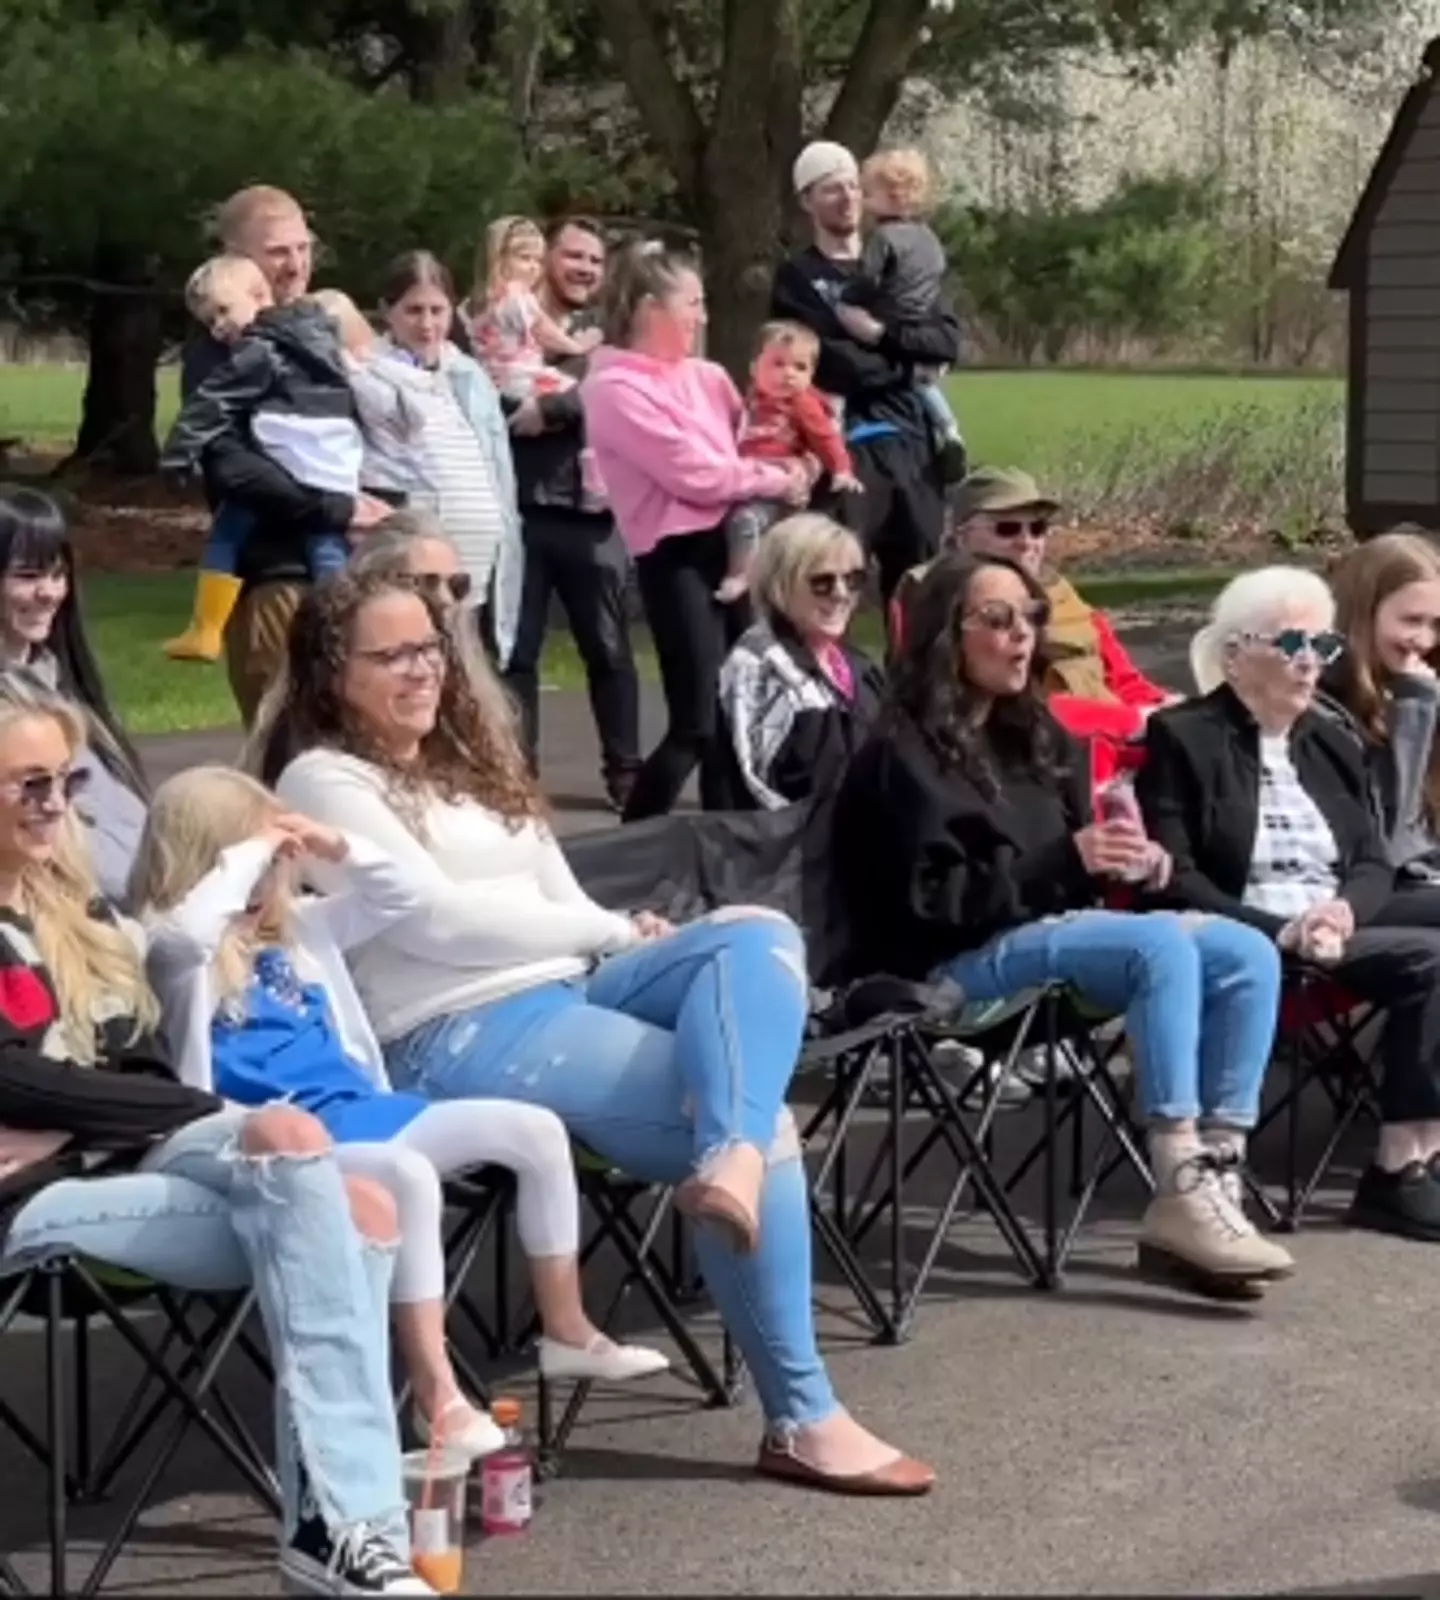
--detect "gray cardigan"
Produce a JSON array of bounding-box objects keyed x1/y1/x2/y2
[{"x1": 1380, "y1": 672, "x2": 1440, "y2": 879}]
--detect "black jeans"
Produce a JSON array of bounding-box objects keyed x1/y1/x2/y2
[
  {"x1": 623, "y1": 527, "x2": 749, "y2": 822},
  {"x1": 502, "y1": 508, "x2": 640, "y2": 784},
  {"x1": 1330, "y1": 887, "x2": 1440, "y2": 1123},
  {"x1": 843, "y1": 430, "x2": 946, "y2": 605}
]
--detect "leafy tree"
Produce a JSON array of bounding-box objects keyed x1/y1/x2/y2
[{"x1": 0, "y1": 14, "x2": 529, "y2": 469}]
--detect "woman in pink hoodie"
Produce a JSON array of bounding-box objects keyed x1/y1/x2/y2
[{"x1": 581, "y1": 244, "x2": 810, "y2": 820}]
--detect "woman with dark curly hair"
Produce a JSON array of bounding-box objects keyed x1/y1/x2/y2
[
  {"x1": 833, "y1": 550, "x2": 1293, "y2": 1299},
  {"x1": 265, "y1": 570, "x2": 934, "y2": 1496}
]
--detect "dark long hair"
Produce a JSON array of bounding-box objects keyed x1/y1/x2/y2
[
  {"x1": 885, "y1": 548, "x2": 1068, "y2": 796},
  {"x1": 0, "y1": 487, "x2": 146, "y2": 795},
  {"x1": 267, "y1": 572, "x2": 546, "y2": 825}
]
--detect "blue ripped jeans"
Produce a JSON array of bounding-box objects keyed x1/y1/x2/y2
[
  {"x1": 935, "y1": 911, "x2": 1282, "y2": 1126},
  {"x1": 1, "y1": 1108, "x2": 408, "y2": 1549},
  {"x1": 385, "y1": 908, "x2": 838, "y2": 1432}
]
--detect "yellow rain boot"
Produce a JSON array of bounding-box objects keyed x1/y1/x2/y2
[{"x1": 163, "y1": 572, "x2": 244, "y2": 663}]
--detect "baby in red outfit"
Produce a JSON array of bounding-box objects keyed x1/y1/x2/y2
[{"x1": 717, "y1": 320, "x2": 863, "y2": 601}]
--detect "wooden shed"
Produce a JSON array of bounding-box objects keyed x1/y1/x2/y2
[{"x1": 1331, "y1": 37, "x2": 1440, "y2": 536}]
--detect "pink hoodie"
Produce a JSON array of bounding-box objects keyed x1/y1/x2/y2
[{"x1": 580, "y1": 348, "x2": 794, "y2": 557}]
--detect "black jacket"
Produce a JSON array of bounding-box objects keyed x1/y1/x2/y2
[
  {"x1": 832, "y1": 711, "x2": 1094, "y2": 982},
  {"x1": 770, "y1": 247, "x2": 961, "y2": 437},
  {"x1": 1135, "y1": 685, "x2": 1395, "y2": 937},
  {"x1": 509, "y1": 304, "x2": 607, "y2": 517},
  {"x1": 172, "y1": 308, "x2": 358, "y2": 587}
]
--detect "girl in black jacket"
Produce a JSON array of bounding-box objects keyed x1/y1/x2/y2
[
  {"x1": 0, "y1": 681, "x2": 429, "y2": 1595},
  {"x1": 834, "y1": 551, "x2": 1293, "y2": 1300}
]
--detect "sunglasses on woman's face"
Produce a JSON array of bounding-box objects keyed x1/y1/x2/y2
[
  {"x1": 1242, "y1": 628, "x2": 1344, "y2": 666},
  {"x1": 991, "y1": 518, "x2": 1050, "y2": 540},
  {"x1": 0, "y1": 768, "x2": 89, "y2": 810},
  {"x1": 807, "y1": 570, "x2": 866, "y2": 600},
  {"x1": 413, "y1": 571, "x2": 472, "y2": 604},
  {"x1": 964, "y1": 599, "x2": 1051, "y2": 634}
]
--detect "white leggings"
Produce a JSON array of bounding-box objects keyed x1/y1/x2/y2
[{"x1": 337, "y1": 1100, "x2": 580, "y2": 1303}]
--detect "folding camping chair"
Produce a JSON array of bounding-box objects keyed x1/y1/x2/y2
[
  {"x1": 1251, "y1": 965, "x2": 1382, "y2": 1228},
  {"x1": 798, "y1": 981, "x2": 1051, "y2": 1343},
  {"x1": 0, "y1": 1254, "x2": 275, "y2": 1598}
]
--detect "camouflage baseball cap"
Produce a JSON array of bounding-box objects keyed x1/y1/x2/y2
[{"x1": 952, "y1": 466, "x2": 1059, "y2": 524}]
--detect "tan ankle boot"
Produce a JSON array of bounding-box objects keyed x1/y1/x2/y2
[
  {"x1": 676, "y1": 1144, "x2": 765, "y2": 1254},
  {"x1": 1138, "y1": 1152, "x2": 1294, "y2": 1299}
]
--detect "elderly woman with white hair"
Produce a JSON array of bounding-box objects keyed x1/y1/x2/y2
[
  {"x1": 717, "y1": 513, "x2": 883, "y2": 810},
  {"x1": 1138, "y1": 564, "x2": 1440, "y2": 1243}
]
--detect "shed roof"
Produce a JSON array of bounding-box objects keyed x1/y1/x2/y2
[{"x1": 1330, "y1": 36, "x2": 1440, "y2": 291}]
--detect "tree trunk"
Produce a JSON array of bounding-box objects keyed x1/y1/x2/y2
[
  {"x1": 697, "y1": 168, "x2": 787, "y2": 381},
  {"x1": 74, "y1": 252, "x2": 162, "y2": 477},
  {"x1": 410, "y1": 0, "x2": 476, "y2": 103}
]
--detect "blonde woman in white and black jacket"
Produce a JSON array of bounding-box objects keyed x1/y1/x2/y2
[
  {"x1": 133, "y1": 767, "x2": 665, "y2": 1459},
  {"x1": 717, "y1": 514, "x2": 882, "y2": 810}
]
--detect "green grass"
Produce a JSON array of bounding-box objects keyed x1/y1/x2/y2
[
  {"x1": 943, "y1": 369, "x2": 1339, "y2": 470},
  {"x1": 0, "y1": 362, "x2": 1297, "y2": 733},
  {"x1": 0, "y1": 362, "x2": 1338, "y2": 466},
  {"x1": 94, "y1": 565, "x2": 1231, "y2": 736}
]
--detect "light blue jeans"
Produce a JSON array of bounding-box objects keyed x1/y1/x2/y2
[
  {"x1": 385, "y1": 908, "x2": 839, "y2": 1432},
  {"x1": 934, "y1": 910, "x2": 1282, "y2": 1126},
  {"x1": 0, "y1": 1108, "x2": 408, "y2": 1548}
]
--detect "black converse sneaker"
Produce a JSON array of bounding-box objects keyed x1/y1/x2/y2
[
  {"x1": 281, "y1": 1458, "x2": 433, "y2": 1595},
  {"x1": 282, "y1": 1516, "x2": 434, "y2": 1595}
]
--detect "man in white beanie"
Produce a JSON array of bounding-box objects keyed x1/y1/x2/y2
[{"x1": 772, "y1": 139, "x2": 960, "y2": 611}]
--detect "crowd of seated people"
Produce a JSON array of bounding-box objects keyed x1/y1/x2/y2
[{"x1": 19, "y1": 157, "x2": 1440, "y2": 1590}]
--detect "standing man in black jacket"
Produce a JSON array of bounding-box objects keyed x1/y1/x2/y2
[
  {"x1": 502, "y1": 216, "x2": 640, "y2": 811},
  {"x1": 771, "y1": 142, "x2": 962, "y2": 608},
  {"x1": 180, "y1": 185, "x2": 387, "y2": 726}
]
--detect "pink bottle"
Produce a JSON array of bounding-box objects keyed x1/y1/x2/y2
[
  {"x1": 1096, "y1": 776, "x2": 1149, "y2": 883},
  {"x1": 479, "y1": 1397, "x2": 533, "y2": 1537}
]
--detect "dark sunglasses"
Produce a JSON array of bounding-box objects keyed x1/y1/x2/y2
[
  {"x1": 964, "y1": 599, "x2": 1051, "y2": 633},
  {"x1": 3, "y1": 768, "x2": 89, "y2": 810},
  {"x1": 991, "y1": 518, "x2": 1051, "y2": 540},
  {"x1": 413, "y1": 571, "x2": 473, "y2": 604},
  {"x1": 1241, "y1": 628, "x2": 1344, "y2": 665},
  {"x1": 807, "y1": 570, "x2": 866, "y2": 600}
]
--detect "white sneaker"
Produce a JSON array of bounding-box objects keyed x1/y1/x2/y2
[
  {"x1": 412, "y1": 1396, "x2": 505, "y2": 1460},
  {"x1": 538, "y1": 1334, "x2": 670, "y2": 1383}
]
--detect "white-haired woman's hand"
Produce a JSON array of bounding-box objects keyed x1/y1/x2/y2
[{"x1": 631, "y1": 910, "x2": 674, "y2": 943}]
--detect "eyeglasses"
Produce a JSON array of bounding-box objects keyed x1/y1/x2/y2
[
  {"x1": 355, "y1": 638, "x2": 446, "y2": 674},
  {"x1": 963, "y1": 599, "x2": 1051, "y2": 633},
  {"x1": 0, "y1": 768, "x2": 89, "y2": 810},
  {"x1": 1238, "y1": 628, "x2": 1344, "y2": 666},
  {"x1": 807, "y1": 570, "x2": 866, "y2": 600},
  {"x1": 991, "y1": 518, "x2": 1051, "y2": 540},
  {"x1": 412, "y1": 572, "x2": 473, "y2": 604}
]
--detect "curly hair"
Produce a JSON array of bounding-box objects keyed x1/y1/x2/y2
[
  {"x1": 269, "y1": 572, "x2": 546, "y2": 830},
  {"x1": 884, "y1": 548, "x2": 1068, "y2": 797}
]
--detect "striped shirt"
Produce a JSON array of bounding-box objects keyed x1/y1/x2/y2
[{"x1": 403, "y1": 369, "x2": 505, "y2": 594}]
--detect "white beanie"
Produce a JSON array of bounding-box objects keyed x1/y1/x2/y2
[{"x1": 792, "y1": 141, "x2": 859, "y2": 196}]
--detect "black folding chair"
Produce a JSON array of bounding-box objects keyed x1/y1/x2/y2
[
  {"x1": 508, "y1": 1151, "x2": 739, "y2": 1477},
  {"x1": 0, "y1": 1255, "x2": 276, "y2": 1598},
  {"x1": 799, "y1": 981, "x2": 1051, "y2": 1343},
  {"x1": 1252, "y1": 965, "x2": 1382, "y2": 1228}
]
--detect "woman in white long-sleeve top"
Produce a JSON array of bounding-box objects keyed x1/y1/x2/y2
[
  {"x1": 263, "y1": 570, "x2": 935, "y2": 1496},
  {"x1": 133, "y1": 767, "x2": 665, "y2": 1458}
]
